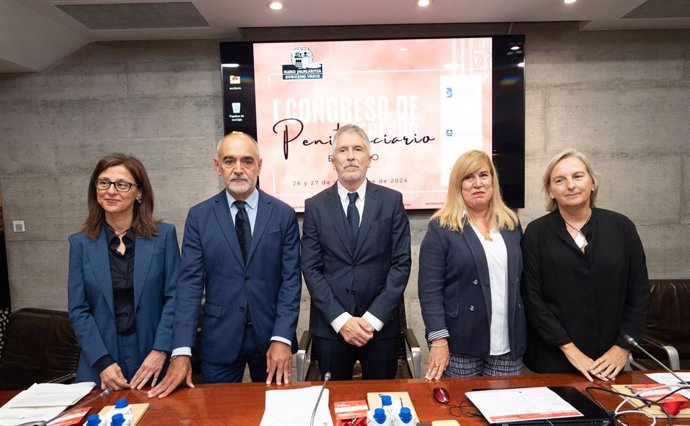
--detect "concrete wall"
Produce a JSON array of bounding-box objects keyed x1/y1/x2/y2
[{"x1": 1, "y1": 23, "x2": 688, "y2": 371}]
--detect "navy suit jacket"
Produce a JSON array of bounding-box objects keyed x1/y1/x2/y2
[
  {"x1": 418, "y1": 219, "x2": 527, "y2": 358},
  {"x1": 172, "y1": 190, "x2": 301, "y2": 365},
  {"x1": 68, "y1": 223, "x2": 179, "y2": 383},
  {"x1": 301, "y1": 181, "x2": 411, "y2": 340}
]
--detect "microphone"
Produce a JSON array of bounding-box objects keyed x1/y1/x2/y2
[
  {"x1": 48, "y1": 373, "x2": 77, "y2": 384},
  {"x1": 18, "y1": 388, "x2": 113, "y2": 426},
  {"x1": 624, "y1": 334, "x2": 690, "y2": 387},
  {"x1": 310, "y1": 372, "x2": 331, "y2": 426}
]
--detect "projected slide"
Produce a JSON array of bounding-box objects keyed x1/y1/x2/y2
[{"x1": 237, "y1": 38, "x2": 494, "y2": 211}]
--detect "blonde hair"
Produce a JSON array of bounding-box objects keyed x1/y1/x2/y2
[
  {"x1": 432, "y1": 150, "x2": 517, "y2": 232},
  {"x1": 542, "y1": 148, "x2": 599, "y2": 212}
]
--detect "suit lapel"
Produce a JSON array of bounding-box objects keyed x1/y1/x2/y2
[
  {"x1": 462, "y1": 224, "x2": 492, "y2": 324},
  {"x1": 355, "y1": 180, "x2": 378, "y2": 256},
  {"x1": 247, "y1": 190, "x2": 272, "y2": 266},
  {"x1": 88, "y1": 227, "x2": 115, "y2": 314},
  {"x1": 133, "y1": 235, "x2": 154, "y2": 311},
  {"x1": 325, "y1": 185, "x2": 355, "y2": 257},
  {"x1": 212, "y1": 190, "x2": 244, "y2": 265},
  {"x1": 501, "y1": 227, "x2": 519, "y2": 319}
]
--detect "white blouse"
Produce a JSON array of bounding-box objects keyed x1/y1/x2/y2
[{"x1": 471, "y1": 223, "x2": 510, "y2": 356}]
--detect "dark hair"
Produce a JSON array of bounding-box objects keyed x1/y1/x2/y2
[{"x1": 82, "y1": 153, "x2": 159, "y2": 240}]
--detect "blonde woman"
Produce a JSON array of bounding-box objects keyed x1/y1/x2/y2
[{"x1": 419, "y1": 150, "x2": 526, "y2": 379}]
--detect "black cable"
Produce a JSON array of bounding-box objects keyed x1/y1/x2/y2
[
  {"x1": 585, "y1": 385, "x2": 675, "y2": 425},
  {"x1": 447, "y1": 398, "x2": 483, "y2": 418}
]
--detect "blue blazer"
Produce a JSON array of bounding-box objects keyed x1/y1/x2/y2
[
  {"x1": 301, "y1": 181, "x2": 411, "y2": 340},
  {"x1": 172, "y1": 190, "x2": 301, "y2": 365},
  {"x1": 68, "y1": 223, "x2": 179, "y2": 383},
  {"x1": 418, "y1": 219, "x2": 526, "y2": 358}
]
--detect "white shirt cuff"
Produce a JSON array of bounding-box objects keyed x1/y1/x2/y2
[
  {"x1": 171, "y1": 347, "x2": 192, "y2": 358},
  {"x1": 331, "y1": 312, "x2": 353, "y2": 334},
  {"x1": 362, "y1": 311, "x2": 384, "y2": 332},
  {"x1": 271, "y1": 336, "x2": 291, "y2": 346}
]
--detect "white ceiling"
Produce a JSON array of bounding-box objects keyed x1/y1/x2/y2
[{"x1": 2, "y1": 0, "x2": 690, "y2": 73}]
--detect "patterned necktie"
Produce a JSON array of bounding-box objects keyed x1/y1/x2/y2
[
  {"x1": 234, "y1": 200, "x2": 251, "y2": 264},
  {"x1": 347, "y1": 192, "x2": 359, "y2": 242}
]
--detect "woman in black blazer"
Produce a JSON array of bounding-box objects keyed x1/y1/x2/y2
[
  {"x1": 419, "y1": 150, "x2": 526, "y2": 379},
  {"x1": 521, "y1": 148, "x2": 649, "y2": 381}
]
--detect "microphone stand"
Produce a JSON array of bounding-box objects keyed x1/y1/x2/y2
[
  {"x1": 624, "y1": 334, "x2": 690, "y2": 387},
  {"x1": 16, "y1": 388, "x2": 112, "y2": 426},
  {"x1": 310, "y1": 372, "x2": 331, "y2": 426}
]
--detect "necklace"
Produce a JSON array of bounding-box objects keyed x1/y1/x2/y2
[
  {"x1": 108, "y1": 226, "x2": 129, "y2": 239},
  {"x1": 563, "y1": 210, "x2": 592, "y2": 251}
]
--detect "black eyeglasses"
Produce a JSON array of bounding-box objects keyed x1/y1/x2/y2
[{"x1": 95, "y1": 179, "x2": 139, "y2": 192}]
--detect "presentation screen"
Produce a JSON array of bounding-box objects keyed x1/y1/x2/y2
[{"x1": 220, "y1": 35, "x2": 524, "y2": 211}]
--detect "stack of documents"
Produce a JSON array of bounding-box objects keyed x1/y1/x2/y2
[{"x1": 0, "y1": 382, "x2": 95, "y2": 426}]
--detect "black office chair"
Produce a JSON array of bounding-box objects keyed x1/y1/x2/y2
[
  {"x1": 628, "y1": 280, "x2": 690, "y2": 371},
  {"x1": 295, "y1": 299, "x2": 421, "y2": 381},
  {"x1": 0, "y1": 308, "x2": 80, "y2": 390}
]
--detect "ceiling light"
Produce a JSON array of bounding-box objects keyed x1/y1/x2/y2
[
  {"x1": 417, "y1": 0, "x2": 431, "y2": 7},
  {"x1": 563, "y1": 0, "x2": 576, "y2": 4},
  {"x1": 511, "y1": 46, "x2": 520, "y2": 51},
  {"x1": 268, "y1": 1, "x2": 283, "y2": 10},
  {"x1": 517, "y1": 62, "x2": 525, "y2": 68}
]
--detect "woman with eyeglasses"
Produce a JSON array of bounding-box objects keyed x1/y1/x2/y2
[{"x1": 68, "y1": 153, "x2": 179, "y2": 390}]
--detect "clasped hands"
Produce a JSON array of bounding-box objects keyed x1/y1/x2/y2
[
  {"x1": 560, "y1": 343, "x2": 629, "y2": 382},
  {"x1": 339, "y1": 317, "x2": 375, "y2": 347}
]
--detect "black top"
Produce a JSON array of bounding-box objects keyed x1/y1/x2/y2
[
  {"x1": 93, "y1": 226, "x2": 137, "y2": 373},
  {"x1": 521, "y1": 208, "x2": 650, "y2": 373},
  {"x1": 106, "y1": 226, "x2": 136, "y2": 335}
]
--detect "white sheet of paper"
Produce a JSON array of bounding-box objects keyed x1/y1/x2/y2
[
  {"x1": 0, "y1": 406, "x2": 66, "y2": 426},
  {"x1": 260, "y1": 386, "x2": 333, "y2": 426},
  {"x1": 646, "y1": 372, "x2": 690, "y2": 386},
  {"x1": 465, "y1": 387, "x2": 583, "y2": 424},
  {"x1": 0, "y1": 382, "x2": 95, "y2": 426},
  {"x1": 4, "y1": 382, "x2": 95, "y2": 408},
  {"x1": 645, "y1": 372, "x2": 690, "y2": 398}
]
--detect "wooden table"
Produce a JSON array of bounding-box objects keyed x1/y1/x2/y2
[{"x1": 0, "y1": 371, "x2": 674, "y2": 425}]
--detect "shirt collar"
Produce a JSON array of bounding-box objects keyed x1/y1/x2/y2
[
  {"x1": 225, "y1": 187, "x2": 259, "y2": 211},
  {"x1": 337, "y1": 180, "x2": 367, "y2": 202},
  {"x1": 464, "y1": 211, "x2": 499, "y2": 234},
  {"x1": 104, "y1": 224, "x2": 132, "y2": 239},
  {"x1": 104, "y1": 225, "x2": 134, "y2": 252}
]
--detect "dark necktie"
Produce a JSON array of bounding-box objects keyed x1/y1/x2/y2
[
  {"x1": 347, "y1": 192, "x2": 359, "y2": 242},
  {"x1": 234, "y1": 200, "x2": 252, "y2": 264}
]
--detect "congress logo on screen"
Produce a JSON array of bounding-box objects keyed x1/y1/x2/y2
[{"x1": 282, "y1": 48, "x2": 323, "y2": 80}]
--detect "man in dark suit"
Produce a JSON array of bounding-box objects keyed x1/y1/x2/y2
[
  {"x1": 301, "y1": 124, "x2": 411, "y2": 380},
  {"x1": 149, "y1": 132, "x2": 301, "y2": 397}
]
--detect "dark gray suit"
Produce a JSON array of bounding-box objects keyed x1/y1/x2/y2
[{"x1": 301, "y1": 181, "x2": 411, "y2": 379}]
